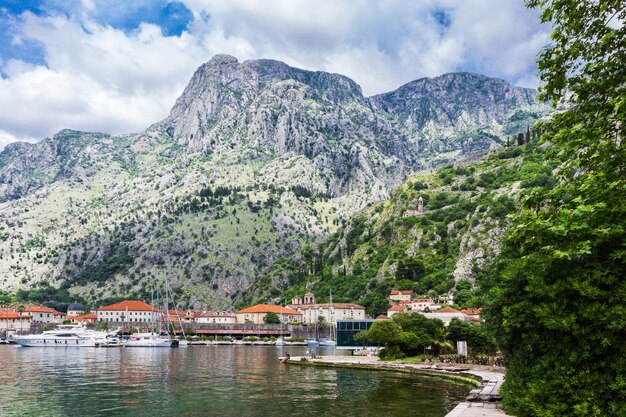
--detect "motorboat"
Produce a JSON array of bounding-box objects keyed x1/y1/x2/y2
[
  {"x1": 14, "y1": 324, "x2": 117, "y2": 347},
  {"x1": 304, "y1": 338, "x2": 319, "y2": 347},
  {"x1": 319, "y1": 338, "x2": 337, "y2": 347},
  {"x1": 125, "y1": 332, "x2": 179, "y2": 347}
]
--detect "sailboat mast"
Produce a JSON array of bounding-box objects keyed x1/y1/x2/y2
[
  {"x1": 330, "y1": 289, "x2": 335, "y2": 340},
  {"x1": 151, "y1": 289, "x2": 155, "y2": 334},
  {"x1": 157, "y1": 286, "x2": 162, "y2": 334}
]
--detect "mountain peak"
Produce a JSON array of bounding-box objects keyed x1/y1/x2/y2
[
  {"x1": 166, "y1": 56, "x2": 367, "y2": 146},
  {"x1": 206, "y1": 54, "x2": 239, "y2": 66}
]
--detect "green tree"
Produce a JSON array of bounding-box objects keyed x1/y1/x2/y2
[
  {"x1": 354, "y1": 329, "x2": 369, "y2": 347},
  {"x1": 485, "y1": 2, "x2": 626, "y2": 416},
  {"x1": 366, "y1": 320, "x2": 402, "y2": 346},
  {"x1": 263, "y1": 312, "x2": 281, "y2": 324},
  {"x1": 446, "y1": 318, "x2": 496, "y2": 355}
]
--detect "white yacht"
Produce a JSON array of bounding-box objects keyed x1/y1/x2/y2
[
  {"x1": 125, "y1": 332, "x2": 179, "y2": 348},
  {"x1": 14, "y1": 324, "x2": 117, "y2": 347}
]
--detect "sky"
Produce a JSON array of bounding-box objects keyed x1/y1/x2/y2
[{"x1": 0, "y1": 0, "x2": 550, "y2": 149}]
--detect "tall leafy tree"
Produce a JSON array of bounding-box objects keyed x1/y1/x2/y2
[
  {"x1": 485, "y1": 1, "x2": 625, "y2": 416},
  {"x1": 263, "y1": 312, "x2": 281, "y2": 324}
]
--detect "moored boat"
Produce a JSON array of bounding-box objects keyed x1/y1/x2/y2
[
  {"x1": 14, "y1": 324, "x2": 117, "y2": 347},
  {"x1": 318, "y1": 338, "x2": 336, "y2": 347},
  {"x1": 305, "y1": 338, "x2": 319, "y2": 347},
  {"x1": 125, "y1": 332, "x2": 179, "y2": 348}
]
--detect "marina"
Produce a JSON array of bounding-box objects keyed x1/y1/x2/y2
[{"x1": 0, "y1": 345, "x2": 470, "y2": 417}]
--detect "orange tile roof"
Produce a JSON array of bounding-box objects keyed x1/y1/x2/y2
[
  {"x1": 98, "y1": 300, "x2": 157, "y2": 312},
  {"x1": 237, "y1": 304, "x2": 302, "y2": 315},
  {"x1": 390, "y1": 290, "x2": 413, "y2": 295},
  {"x1": 376, "y1": 314, "x2": 390, "y2": 319},
  {"x1": 461, "y1": 308, "x2": 483, "y2": 315},
  {"x1": 413, "y1": 298, "x2": 433, "y2": 303},
  {"x1": 0, "y1": 312, "x2": 31, "y2": 319},
  {"x1": 72, "y1": 313, "x2": 97, "y2": 322},
  {"x1": 24, "y1": 306, "x2": 62, "y2": 315},
  {"x1": 388, "y1": 305, "x2": 406, "y2": 311},
  {"x1": 435, "y1": 307, "x2": 463, "y2": 314}
]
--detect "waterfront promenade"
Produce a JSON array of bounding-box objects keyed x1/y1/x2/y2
[{"x1": 285, "y1": 356, "x2": 512, "y2": 417}]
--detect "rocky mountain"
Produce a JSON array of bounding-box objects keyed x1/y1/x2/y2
[
  {"x1": 0, "y1": 55, "x2": 551, "y2": 308},
  {"x1": 370, "y1": 72, "x2": 545, "y2": 164},
  {"x1": 243, "y1": 139, "x2": 562, "y2": 316}
]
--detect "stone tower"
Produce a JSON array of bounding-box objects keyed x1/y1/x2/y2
[{"x1": 304, "y1": 292, "x2": 316, "y2": 304}]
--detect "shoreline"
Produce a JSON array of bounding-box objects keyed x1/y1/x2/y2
[{"x1": 285, "y1": 356, "x2": 512, "y2": 417}]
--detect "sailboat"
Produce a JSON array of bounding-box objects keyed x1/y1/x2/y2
[
  {"x1": 319, "y1": 290, "x2": 337, "y2": 347},
  {"x1": 125, "y1": 287, "x2": 179, "y2": 348},
  {"x1": 163, "y1": 278, "x2": 188, "y2": 347},
  {"x1": 275, "y1": 308, "x2": 287, "y2": 346}
]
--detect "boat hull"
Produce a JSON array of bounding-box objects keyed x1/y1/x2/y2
[
  {"x1": 125, "y1": 337, "x2": 178, "y2": 348},
  {"x1": 15, "y1": 337, "x2": 98, "y2": 347}
]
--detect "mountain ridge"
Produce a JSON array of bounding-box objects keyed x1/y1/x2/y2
[{"x1": 0, "y1": 55, "x2": 551, "y2": 308}]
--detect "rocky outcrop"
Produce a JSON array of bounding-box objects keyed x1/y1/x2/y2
[{"x1": 370, "y1": 72, "x2": 549, "y2": 161}]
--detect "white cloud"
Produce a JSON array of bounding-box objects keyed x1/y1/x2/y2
[
  {"x1": 0, "y1": 130, "x2": 37, "y2": 150},
  {"x1": 0, "y1": 1, "x2": 550, "y2": 147}
]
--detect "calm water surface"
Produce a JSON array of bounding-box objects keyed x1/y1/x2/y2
[{"x1": 0, "y1": 346, "x2": 469, "y2": 417}]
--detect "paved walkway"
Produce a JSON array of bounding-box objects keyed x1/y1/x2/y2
[
  {"x1": 445, "y1": 402, "x2": 508, "y2": 417},
  {"x1": 286, "y1": 356, "x2": 512, "y2": 417}
]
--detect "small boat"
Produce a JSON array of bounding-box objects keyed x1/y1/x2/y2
[
  {"x1": 274, "y1": 337, "x2": 287, "y2": 346},
  {"x1": 125, "y1": 332, "x2": 179, "y2": 348},
  {"x1": 319, "y1": 338, "x2": 336, "y2": 347},
  {"x1": 305, "y1": 338, "x2": 319, "y2": 347}
]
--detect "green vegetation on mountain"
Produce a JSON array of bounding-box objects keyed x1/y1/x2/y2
[
  {"x1": 484, "y1": 1, "x2": 626, "y2": 416},
  {"x1": 243, "y1": 137, "x2": 562, "y2": 317}
]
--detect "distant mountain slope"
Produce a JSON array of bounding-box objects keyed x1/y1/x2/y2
[
  {"x1": 242, "y1": 139, "x2": 562, "y2": 317},
  {"x1": 370, "y1": 72, "x2": 547, "y2": 164},
  {"x1": 0, "y1": 55, "x2": 551, "y2": 308}
]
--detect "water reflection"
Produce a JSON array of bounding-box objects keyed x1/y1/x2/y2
[{"x1": 0, "y1": 346, "x2": 468, "y2": 417}]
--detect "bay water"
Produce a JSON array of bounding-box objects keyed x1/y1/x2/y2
[{"x1": 0, "y1": 346, "x2": 468, "y2": 416}]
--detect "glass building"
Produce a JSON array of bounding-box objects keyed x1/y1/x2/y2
[{"x1": 336, "y1": 319, "x2": 378, "y2": 347}]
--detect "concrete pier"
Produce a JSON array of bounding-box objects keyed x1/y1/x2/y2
[{"x1": 285, "y1": 356, "x2": 513, "y2": 417}]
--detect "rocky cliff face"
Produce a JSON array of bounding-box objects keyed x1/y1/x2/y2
[
  {"x1": 162, "y1": 55, "x2": 418, "y2": 197},
  {"x1": 370, "y1": 72, "x2": 547, "y2": 164},
  {"x1": 0, "y1": 56, "x2": 551, "y2": 307}
]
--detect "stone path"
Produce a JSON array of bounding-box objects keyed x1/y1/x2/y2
[
  {"x1": 285, "y1": 356, "x2": 513, "y2": 417},
  {"x1": 445, "y1": 402, "x2": 508, "y2": 417}
]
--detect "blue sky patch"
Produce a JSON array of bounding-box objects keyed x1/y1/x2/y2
[
  {"x1": 0, "y1": 0, "x2": 193, "y2": 70},
  {"x1": 0, "y1": 8, "x2": 47, "y2": 72},
  {"x1": 84, "y1": 0, "x2": 194, "y2": 37}
]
